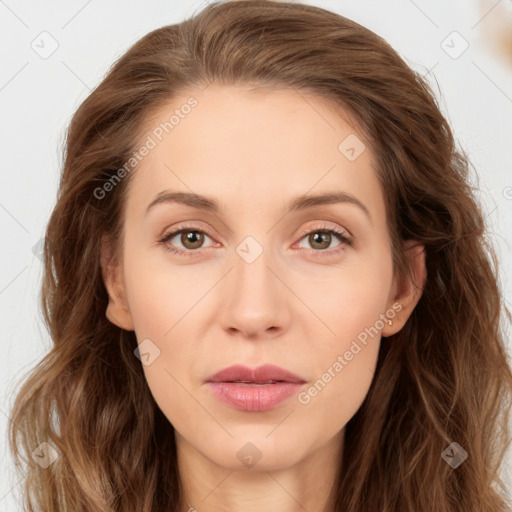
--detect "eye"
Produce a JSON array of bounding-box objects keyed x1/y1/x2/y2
[
  {"x1": 158, "y1": 226, "x2": 217, "y2": 256},
  {"x1": 296, "y1": 224, "x2": 353, "y2": 254},
  {"x1": 158, "y1": 223, "x2": 353, "y2": 257}
]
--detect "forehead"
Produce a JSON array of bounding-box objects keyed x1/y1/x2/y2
[{"x1": 126, "y1": 84, "x2": 385, "y2": 224}]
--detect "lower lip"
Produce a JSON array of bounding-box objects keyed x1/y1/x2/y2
[{"x1": 206, "y1": 382, "x2": 305, "y2": 411}]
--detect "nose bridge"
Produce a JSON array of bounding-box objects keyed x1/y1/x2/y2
[
  {"x1": 236, "y1": 234, "x2": 273, "y2": 290},
  {"x1": 233, "y1": 233, "x2": 278, "y2": 306},
  {"x1": 219, "y1": 232, "x2": 288, "y2": 336}
]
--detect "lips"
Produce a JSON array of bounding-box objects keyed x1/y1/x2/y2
[
  {"x1": 205, "y1": 364, "x2": 307, "y2": 411},
  {"x1": 205, "y1": 364, "x2": 307, "y2": 384}
]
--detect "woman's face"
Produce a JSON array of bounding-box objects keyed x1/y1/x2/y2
[{"x1": 103, "y1": 84, "x2": 421, "y2": 471}]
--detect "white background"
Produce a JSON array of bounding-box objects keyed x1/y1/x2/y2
[{"x1": 1, "y1": 0, "x2": 511, "y2": 509}]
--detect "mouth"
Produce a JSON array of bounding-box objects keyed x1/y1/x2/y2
[
  {"x1": 224, "y1": 380, "x2": 284, "y2": 385},
  {"x1": 205, "y1": 364, "x2": 307, "y2": 411},
  {"x1": 205, "y1": 363, "x2": 307, "y2": 385}
]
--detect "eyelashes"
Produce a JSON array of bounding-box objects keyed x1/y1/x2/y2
[{"x1": 158, "y1": 223, "x2": 353, "y2": 258}]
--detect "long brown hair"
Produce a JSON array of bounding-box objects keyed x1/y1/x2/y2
[{"x1": 8, "y1": 1, "x2": 512, "y2": 510}]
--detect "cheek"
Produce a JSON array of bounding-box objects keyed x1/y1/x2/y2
[
  {"x1": 296, "y1": 248, "x2": 393, "y2": 415},
  {"x1": 297, "y1": 290, "x2": 387, "y2": 434},
  {"x1": 122, "y1": 245, "x2": 203, "y2": 338},
  {"x1": 122, "y1": 255, "x2": 203, "y2": 425},
  {"x1": 297, "y1": 250, "x2": 393, "y2": 348},
  {"x1": 121, "y1": 247, "x2": 212, "y2": 397}
]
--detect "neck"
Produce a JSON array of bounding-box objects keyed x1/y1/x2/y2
[{"x1": 176, "y1": 428, "x2": 344, "y2": 512}]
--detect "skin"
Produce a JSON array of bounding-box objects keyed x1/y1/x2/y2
[{"x1": 101, "y1": 84, "x2": 426, "y2": 512}]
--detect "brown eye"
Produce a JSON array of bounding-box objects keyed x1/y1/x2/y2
[
  {"x1": 179, "y1": 230, "x2": 205, "y2": 250},
  {"x1": 296, "y1": 225, "x2": 352, "y2": 255},
  {"x1": 159, "y1": 227, "x2": 215, "y2": 256},
  {"x1": 308, "y1": 231, "x2": 333, "y2": 250}
]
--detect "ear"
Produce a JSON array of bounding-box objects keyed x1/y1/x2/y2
[
  {"x1": 100, "y1": 235, "x2": 134, "y2": 331},
  {"x1": 381, "y1": 240, "x2": 427, "y2": 337}
]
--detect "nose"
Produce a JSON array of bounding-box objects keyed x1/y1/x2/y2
[{"x1": 218, "y1": 242, "x2": 290, "y2": 340}]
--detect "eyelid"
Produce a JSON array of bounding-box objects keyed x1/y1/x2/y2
[
  {"x1": 292, "y1": 223, "x2": 353, "y2": 252},
  {"x1": 158, "y1": 223, "x2": 218, "y2": 248},
  {"x1": 295, "y1": 222, "x2": 351, "y2": 241}
]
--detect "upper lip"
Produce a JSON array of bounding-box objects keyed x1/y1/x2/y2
[{"x1": 206, "y1": 364, "x2": 307, "y2": 384}]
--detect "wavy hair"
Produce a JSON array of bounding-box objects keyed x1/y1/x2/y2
[{"x1": 8, "y1": 1, "x2": 512, "y2": 510}]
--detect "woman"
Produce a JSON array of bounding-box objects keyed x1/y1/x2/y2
[{"x1": 9, "y1": 1, "x2": 512, "y2": 510}]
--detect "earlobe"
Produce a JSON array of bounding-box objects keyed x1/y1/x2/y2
[
  {"x1": 100, "y1": 236, "x2": 135, "y2": 331},
  {"x1": 382, "y1": 240, "x2": 427, "y2": 337}
]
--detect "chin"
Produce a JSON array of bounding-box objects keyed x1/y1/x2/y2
[{"x1": 198, "y1": 432, "x2": 309, "y2": 471}]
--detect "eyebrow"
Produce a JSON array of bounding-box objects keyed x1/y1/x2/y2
[{"x1": 145, "y1": 190, "x2": 371, "y2": 220}]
